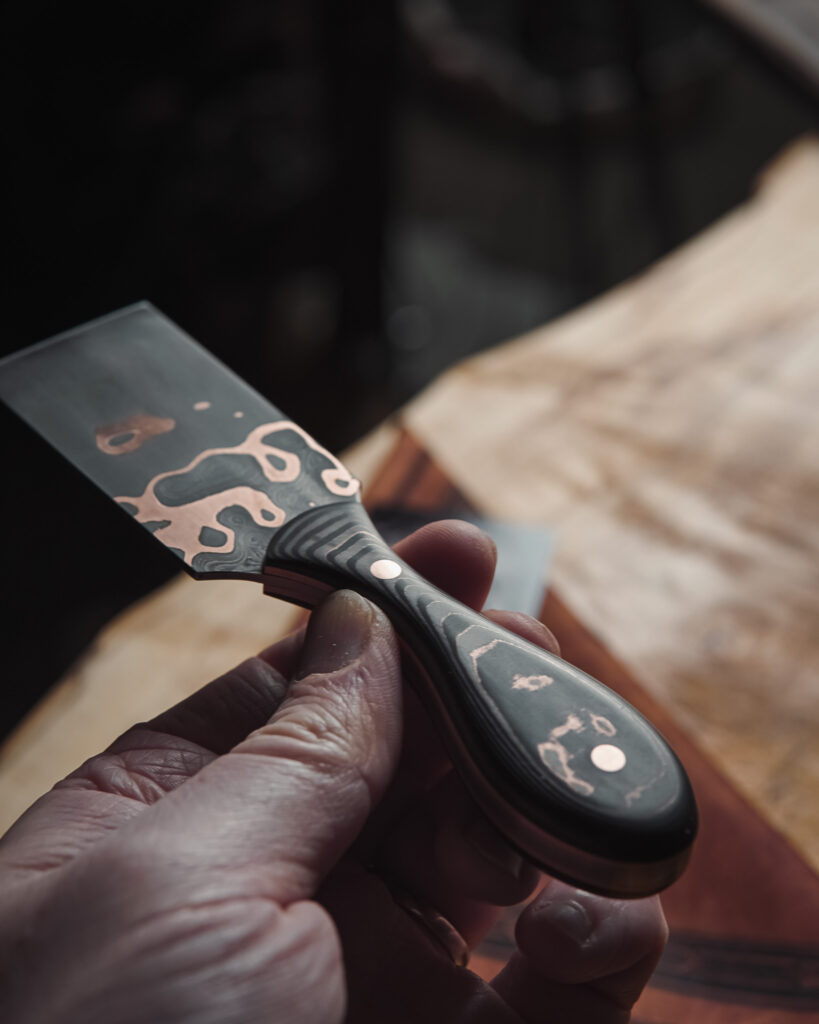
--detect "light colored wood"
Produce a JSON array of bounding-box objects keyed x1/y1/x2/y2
[
  {"x1": 0, "y1": 421, "x2": 399, "y2": 834},
  {"x1": 0, "y1": 578, "x2": 302, "y2": 832},
  {"x1": 405, "y1": 137, "x2": 819, "y2": 870}
]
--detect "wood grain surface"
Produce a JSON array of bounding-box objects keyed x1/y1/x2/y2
[
  {"x1": 405, "y1": 137, "x2": 819, "y2": 874},
  {"x1": 370, "y1": 434, "x2": 819, "y2": 1021}
]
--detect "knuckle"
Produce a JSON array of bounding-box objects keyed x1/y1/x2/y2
[{"x1": 247, "y1": 670, "x2": 381, "y2": 777}]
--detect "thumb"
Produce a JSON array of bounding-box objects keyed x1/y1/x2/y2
[{"x1": 125, "y1": 590, "x2": 403, "y2": 903}]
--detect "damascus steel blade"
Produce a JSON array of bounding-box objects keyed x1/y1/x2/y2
[{"x1": 0, "y1": 303, "x2": 360, "y2": 579}]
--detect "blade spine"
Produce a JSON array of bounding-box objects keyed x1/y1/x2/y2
[
  {"x1": 0, "y1": 301, "x2": 155, "y2": 374},
  {"x1": 0, "y1": 301, "x2": 293, "y2": 428}
]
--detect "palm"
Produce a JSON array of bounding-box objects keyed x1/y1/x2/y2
[{"x1": 0, "y1": 522, "x2": 665, "y2": 1024}]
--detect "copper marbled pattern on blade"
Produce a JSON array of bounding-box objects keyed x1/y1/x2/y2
[
  {"x1": 0, "y1": 303, "x2": 364, "y2": 580},
  {"x1": 116, "y1": 421, "x2": 359, "y2": 569},
  {"x1": 95, "y1": 414, "x2": 176, "y2": 455}
]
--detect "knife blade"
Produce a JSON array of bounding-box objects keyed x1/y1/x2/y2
[{"x1": 0, "y1": 302, "x2": 697, "y2": 898}]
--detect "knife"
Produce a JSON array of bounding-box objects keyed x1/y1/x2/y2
[{"x1": 0, "y1": 302, "x2": 697, "y2": 898}]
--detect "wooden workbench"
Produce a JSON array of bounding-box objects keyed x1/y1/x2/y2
[
  {"x1": 1, "y1": 137, "x2": 818, "y2": 1021},
  {"x1": 404, "y1": 138, "x2": 819, "y2": 875}
]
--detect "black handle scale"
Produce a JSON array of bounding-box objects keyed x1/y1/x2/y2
[{"x1": 264, "y1": 502, "x2": 697, "y2": 898}]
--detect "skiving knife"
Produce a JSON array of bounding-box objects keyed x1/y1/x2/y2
[{"x1": 0, "y1": 303, "x2": 697, "y2": 897}]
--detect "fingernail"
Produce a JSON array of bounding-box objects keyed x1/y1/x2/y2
[
  {"x1": 295, "y1": 590, "x2": 374, "y2": 679},
  {"x1": 464, "y1": 813, "x2": 526, "y2": 879},
  {"x1": 542, "y1": 899, "x2": 593, "y2": 945}
]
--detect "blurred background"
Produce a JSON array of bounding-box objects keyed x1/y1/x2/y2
[{"x1": 1, "y1": 0, "x2": 816, "y2": 737}]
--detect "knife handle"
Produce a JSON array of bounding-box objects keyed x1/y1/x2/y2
[{"x1": 263, "y1": 502, "x2": 697, "y2": 898}]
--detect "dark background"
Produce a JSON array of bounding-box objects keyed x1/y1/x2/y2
[{"x1": 1, "y1": 0, "x2": 815, "y2": 738}]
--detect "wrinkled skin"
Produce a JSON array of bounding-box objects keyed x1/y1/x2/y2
[{"x1": 0, "y1": 521, "x2": 667, "y2": 1023}]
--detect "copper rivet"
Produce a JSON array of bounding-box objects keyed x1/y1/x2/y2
[
  {"x1": 370, "y1": 559, "x2": 402, "y2": 580},
  {"x1": 590, "y1": 744, "x2": 627, "y2": 772}
]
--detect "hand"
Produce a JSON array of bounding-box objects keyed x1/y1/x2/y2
[{"x1": 0, "y1": 521, "x2": 667, "y2": 1023}]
